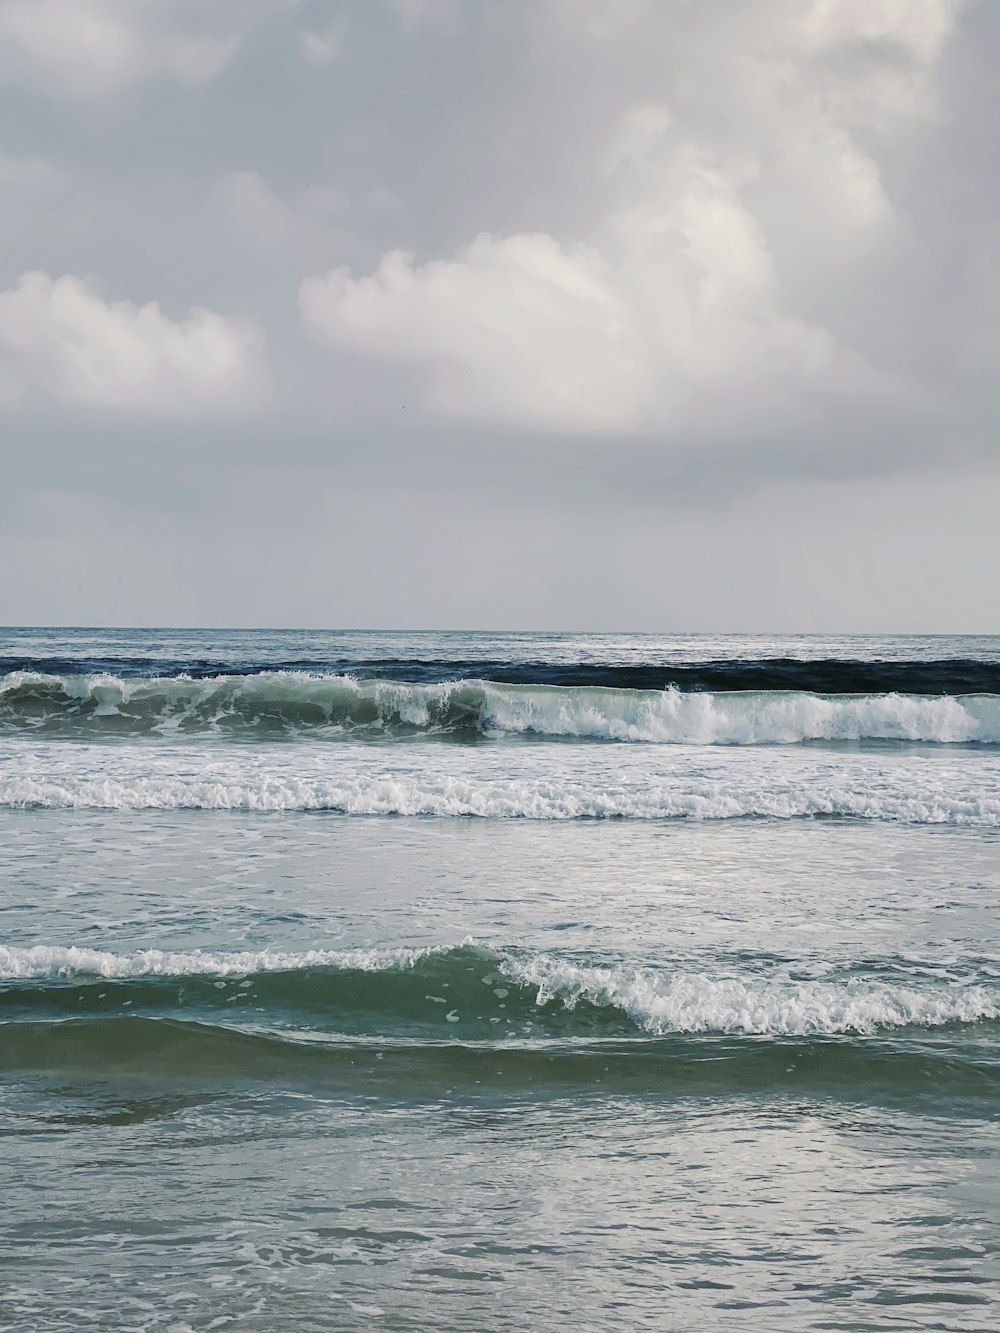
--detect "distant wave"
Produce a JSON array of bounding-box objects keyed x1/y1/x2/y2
[
  {"x1": 2, "y1": 656, "x2": 999, "y2": 693},
  {"x1": 3, "y1": 671, "x2": 1000, "y2": 744},
  {"x1": 3, "y1": 943, "x2": 997, "y2": 1038}
]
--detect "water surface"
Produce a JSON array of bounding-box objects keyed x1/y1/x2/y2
[{"x1": 2, "y1": 630, "x2": 999, "y2": 1330}]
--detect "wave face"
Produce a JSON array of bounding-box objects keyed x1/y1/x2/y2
[
  {"x1": 3, "y1": 670, "x2": 1000, "y2": 744},
  {"x1": 5, "y1": 943, "x2": 1000, "y2": 1102},
  {"x1": 3, "y1": 943, "x2": 997, "y2": 1040}
]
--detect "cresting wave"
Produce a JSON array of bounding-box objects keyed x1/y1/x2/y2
[
  {"x1": 3, "y1": 670, "x2": 1000, "y2": 744},
  {"x1": 3, "y1": 943, "x2": 998, "y2": 1038}
]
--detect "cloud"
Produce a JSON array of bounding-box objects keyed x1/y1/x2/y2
[
  {"x1": 793, "y1": 0, "x2": 959, "y2": 65},
  {"x1": 299, "y1": 0, "x2": 960, "y2": 436},
  {"x1": 0, "y1": 272, "x2": 267, "y2": 415},
  {"x1": 0, "y1": 0, "x2": 286, "y2": 98},
  {"x1": 297, "y1": 22, "x2": 343, "y2": 66},
  {"x1": 299, "y1": 212, "x2": 838, "y2": 435},
  {"x1": 297, "y1": 30, "x2": 338, "y2": 66}
]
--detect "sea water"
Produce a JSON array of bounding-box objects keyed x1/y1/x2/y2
[{"x1": 1, "y1": 629, "x2": 999, "y2": 1331}]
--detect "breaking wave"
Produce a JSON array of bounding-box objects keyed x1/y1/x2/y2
[
  {"x1": 3, "y1": 942, "x2": 998, "y2": 1038},
  {"x1": 2, "y1": 671, "x2": 999, "y2": 745}
]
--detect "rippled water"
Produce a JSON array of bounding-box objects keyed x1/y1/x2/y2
[{"x1": 2, "y1": 630, "x2": 999, "y2": 1331}]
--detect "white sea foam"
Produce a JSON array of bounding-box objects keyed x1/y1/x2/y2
[
  {"x1": 3, "y1": 671, "x2": 1000, "y2": 743},
  {"x1": 500, "y1": 956, "x2": 1000, "y2": 1036},
  {"x1": 1, "y1": 735, "x2": 999, "y2": 823},
  {"x1": 0, "y1": 943, "x2": 441, "y2": 980},
  {"x1": 0, "y1": 772, "x2": 995, "y2": 822},
  {"x1": 481, "y1": 684, "x2": 1000, "y2": 745}
]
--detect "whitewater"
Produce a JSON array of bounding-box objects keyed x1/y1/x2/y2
[{"x1": 3, "y1": 734, "x2": 1000, "y2": 822}]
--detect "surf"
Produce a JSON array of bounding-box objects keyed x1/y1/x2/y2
[
  {"x1": 4, "y1": 943, "x2": 998, "y2": 1038},
  {"x1": 3, "y1": 670, "x2": 1000, "y2": 744}
]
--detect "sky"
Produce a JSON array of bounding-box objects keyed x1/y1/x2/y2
[{"x1": 0, "y1": 0, "x2": 997, "y2": 631}]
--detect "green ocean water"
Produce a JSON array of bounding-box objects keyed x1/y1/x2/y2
[{"x1": 2, "y1": 630, "x2": 1000, "y2": 1330}]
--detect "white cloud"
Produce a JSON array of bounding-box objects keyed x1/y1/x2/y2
[
  {"x1": 298, "y1": 122, "x2": 852, "y2": 433},
  {"x1": 0, "y1": 272, "x2": 267, "y2": 415},
  {"x1": 0, "y1": 0, "x2": 286, "y2": 98},
  {"x1": 303, "y1": 233, "x2": 650, "y2": 432},
  {"x1": 793, "y1": 0, "x2": 960, "y2": 65},
  {"x1": 300, "y1": 193, "x2": 836, "y2": 435},
  {"x1": 567, "y1": 0, "x2": 959, "y2": 70},
  {"x1": 297, "y1": 23, "x2": 343, "y2": 66},
  {"x1": 300, "y1": 0, "x2": 959, "y2": 435}
]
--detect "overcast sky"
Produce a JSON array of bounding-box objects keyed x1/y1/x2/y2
[{"x1": 0, "y1": 0, "x2": 997, "y2": 631}]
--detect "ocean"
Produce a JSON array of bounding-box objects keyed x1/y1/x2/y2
[{"x1": 1, "y1": 628, "x2": 999, "y2": 1332}]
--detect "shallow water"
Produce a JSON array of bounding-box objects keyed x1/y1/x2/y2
[{"x1": 2, "y1": 630, "x2": 999, "y2": 1330}]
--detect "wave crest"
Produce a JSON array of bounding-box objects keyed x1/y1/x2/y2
[{"x1": 3, "y1": 943, "x2": 997, "y2": 1038}]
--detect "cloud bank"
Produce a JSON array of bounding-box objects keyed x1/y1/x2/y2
[{"x1": 300, "y1": 0, "x2": 958, "y2": 436}]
